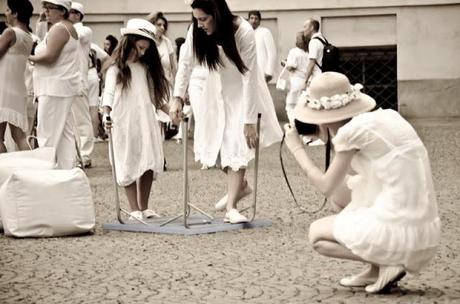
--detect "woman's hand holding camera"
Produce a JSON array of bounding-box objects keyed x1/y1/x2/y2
[{"x1": 284, "y1": 123, "x2": 304, "y2": 154}]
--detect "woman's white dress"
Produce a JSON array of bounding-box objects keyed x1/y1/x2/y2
[
  {"x1": 0, "y1": 27, "x2": 33, "y2": 131},
  {"x1": 332, "y1": 109, "x2": 441, "y2": 274},
  {"x1": 102, "y1": 62, "x2": 164, "y2": 186},
  {"x1": 174, "y1": 18, "x2": 283, "y2": 170}
]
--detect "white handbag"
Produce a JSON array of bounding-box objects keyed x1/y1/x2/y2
[{"x1": 0, "y1": 168, "x2": 96, "y2": 237}]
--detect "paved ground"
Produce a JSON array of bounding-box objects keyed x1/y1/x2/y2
[{"x1": 1, "y1": 118, "x2": 459, "y2": 304}]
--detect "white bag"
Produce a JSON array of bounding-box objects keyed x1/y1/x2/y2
[
  {"x1": 0, "y1": 147, "x2": 56, "y2": 186},
  {"x1": 276, "y1": 66, "x2": 290, "y2": 91},
  {"x1": 0, "y1": 168, "x2": 96, "y2": 237}
]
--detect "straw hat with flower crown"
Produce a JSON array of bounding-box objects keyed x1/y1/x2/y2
[{"x1": 294, "y1": 72, "x2": 376, "y2": 125}]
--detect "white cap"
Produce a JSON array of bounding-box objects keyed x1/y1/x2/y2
[
  {"x1": 120, "y1": 18, "x2": 157, "y2": 41},
  {"x1": 41, "y1": 0, "x2": 71, "y2": 11},
  {"x1": 71, "y1": 2, "x2": 85, "y2": 15}
]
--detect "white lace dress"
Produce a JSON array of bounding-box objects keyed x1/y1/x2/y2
[
  {"x1": 102, "y1": 62, "x2": 164, "y2": 186},
  {"x1": 332, "y1": 109, "x2": 441, "y2": 274},
  {"x1": 0, "y1": 27, "x2": 33, "y2": 131}
]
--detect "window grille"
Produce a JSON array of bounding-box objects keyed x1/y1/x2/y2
[{"x1": 338, "y1": 47, "x2": 397, "y2": 110}]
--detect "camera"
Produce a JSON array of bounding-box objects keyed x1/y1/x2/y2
[{"x1": 294, "y1": 119, "x2": 317, "y2": 135}]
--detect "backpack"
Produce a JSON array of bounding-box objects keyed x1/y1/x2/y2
[{"x1": 313, "y1": 37, "x2": 340, "y2": 72}]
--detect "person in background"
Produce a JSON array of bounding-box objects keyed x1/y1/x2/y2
[
  {"x1": 103, "y1": 34, "x2": 118, "y2": 56},
  {"x1": 102, "y1": 19, "x2": 170, "y2": 220},
  {"x1": 30, "y1": 0, "x2": 80, "y2": 169},
  {"x1": 285, "y1": 31, "x2": 309, "y2": 124},
  {"x1": 170, "y1": 0, "x2": 282, "y2": 223},
  {"x1": 248, "y1": 10, "x2": 277, "y2": 83},
  {"x1": 0, "y1": 0, "x2": 34, "y2": 152},
  {"x1": 302, "y1": 18, "x2": 324, "y2": 88},
  {"x1": 69, "y1": 1, "x2": 94, "y2": 168},
  {"x1": 284, "y1": 72, "x2": 440, "y2": 294}
]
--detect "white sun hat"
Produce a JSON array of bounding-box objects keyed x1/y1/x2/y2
[
  {"x1": 41, "y1": 0, "x2": 71, "y2": 11},
  {"x1": 120, "y1": 18, "x2": 158, "y2": 41},
  {"x1": 294, "y1": 72, "x2": 376, "y2": 124},
  {"x1": 71, "y1": 2, "x2": 85, "y2": 15}
]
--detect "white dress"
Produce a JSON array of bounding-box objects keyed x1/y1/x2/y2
[
  {"x1": 102, "y1": 62, "x2": 164, "y2": 186},
  {"x1": 332, "y1": 109, "x2": 441, "y2": 274},
  {"x1": 174, "y1": 18, "x2": 283, "y2": 170},
  {"x1": 0, "y1": 27, "x2": 33, "y2": 131}
]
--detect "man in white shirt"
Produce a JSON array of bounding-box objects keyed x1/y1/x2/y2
[
  {"x1": 69, "y1": 2, "x2": 94, "y2": 168},
  {"x1": 303, "y1": 18, "x2": 324, "y2": 88},
  {"x1": 248, "y1": 10, "x2": 277, "y2": 83}
]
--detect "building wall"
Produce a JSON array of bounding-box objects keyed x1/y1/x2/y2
[{"x1": 1, "y1": 0, "x2": 459, "y2": 118}]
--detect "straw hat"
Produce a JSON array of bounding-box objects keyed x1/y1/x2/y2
[
  {"x1": 294, "y1": 72, "x2": 376, "y2": 124},
  {"x1": 120, "y1": 18, "x2": 157, "y2": 41},
  {"x1": 41, "y1": 0, "x2": 71, "y2": 11},
  {"x1": 71, "y1": 2, "x2": 85, "y2": 15}
]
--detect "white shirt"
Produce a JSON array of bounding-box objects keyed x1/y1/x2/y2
[
  {"x1": 254, "y1": 26, "x2": 277, "y2": 77},
  {"x1": 286, "y1": 47, "x2": 309, "y2": 79},
  {"x1": 74, "y1": 22, "x2": 93, "y2": 91},
  {"x1": 308, "y1": 32, "x2": 324, "y2": 80}
]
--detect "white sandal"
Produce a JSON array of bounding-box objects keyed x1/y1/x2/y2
[
  {"x1": 223, "y1": 209, "x2": 249, "y2": 224},
  {"x1": 142, "y1": 209, "x2": 160, "y2": 219}
]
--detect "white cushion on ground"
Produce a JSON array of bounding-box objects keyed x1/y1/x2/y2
[
  {"x1": 0, "y1": 168, "x2": 95, "y2": 237},
  {"x1": 0, "y1": 147, "x2": 56, "y2": 186}
]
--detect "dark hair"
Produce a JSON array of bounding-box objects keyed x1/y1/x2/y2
[
  {"x1": 190, "y1": 0, "x2": 248, "y2": 74},
  {"x1": 247, "y1": 10, "x2": 261, "y2": 20},
  {"x1": 110, "y1": 34, "x2": 170, "y2": 108},
  {"x1": 7, "y1": 0, "x2": 33, "y2": 32},
  {"x1": 147, "y1": 11, "x2": 168, "y2": 33},
  {"x1": 175, "y1": 37, "x2": 186, "y2": 62},
  {"x1": 297, "y1": 31, "x2": 309, "y2": 52},
  {"x1": 310, "y1": 19, "x2": 320, "y2": 32},
  {"x1": 105, "y1": 34, "x2": 118, "y2": 55}
]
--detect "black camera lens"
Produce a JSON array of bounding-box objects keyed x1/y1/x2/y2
[{"x1": 294, "y1": 119, "x2": 317, "y2": 135}]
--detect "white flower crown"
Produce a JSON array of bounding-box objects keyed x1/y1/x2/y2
[{"x1": 298, "y1": 83, "x2": 364, "y2": 110}]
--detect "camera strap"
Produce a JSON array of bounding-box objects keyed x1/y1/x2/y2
[{"x1": 279, "y1": 132, "x2": 330, "y2": 214}]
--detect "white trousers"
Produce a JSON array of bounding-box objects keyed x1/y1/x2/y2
[
  {"x1": 72, "y1": 95, "x2": 94, "y2": 163},
  {"x1": 36, "y1": 96, "x2": 76, "y2": 169}
]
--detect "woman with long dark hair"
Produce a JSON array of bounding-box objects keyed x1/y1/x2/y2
[
  {"x1": 170, "y1": 0, "x2": 282, "y2": 223},
  {"x1": 0, "y1": 0, "x2": 34, "y2": 152},
  {"x1": 102, "y1": 19, "x2": 170, "y2": 220}
]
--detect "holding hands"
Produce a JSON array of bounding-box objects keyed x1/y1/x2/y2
[
  {"x1": 284, "y1": 123, "x2": 304, "y2": 154},
  {"x1": 169, "y1": 97, "x2": 184, "y2": 125}
]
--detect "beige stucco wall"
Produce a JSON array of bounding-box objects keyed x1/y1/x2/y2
[{"x1": 1, "y1": 0, "x2": 459, "y2": 118}]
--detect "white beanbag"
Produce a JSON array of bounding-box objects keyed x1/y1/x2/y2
[
  {"x1": 0, "y1": 147, "x2": 56, "y2": 186},
  {"x1": 0, "y1": 168, "x2": 96, "y2": 237}
]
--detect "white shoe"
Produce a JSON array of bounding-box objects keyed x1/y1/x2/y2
[
  {"x1": 365, "y1": 266, "x2": 406, "y2": 294},
  {"x1": 128, "y1": 211, "x2": 144, "y2": 221},
  {"x1": 223, "y1": 209, "x2": 248, "y2": 224},
  {"x1": 215, "y1": 184, "x2": 253, "y2": 211},
  {"x1": 142, "y1": 209, "x2": 160, "y2": 219},
  {"x1": 339, "y1": 266, "x2": 378, "y2": 287}
]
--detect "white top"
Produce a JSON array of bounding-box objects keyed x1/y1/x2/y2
[
  {"x1": 90, "y1": 42, "x2": 109, "y2": 61},
  {"x1": 174, "y1": 18, "x2": 282, "y2": 169},
  {"x1": 254, "y1": 26, "x2": 277, "y2": 77},
  {"x1": 308, "y1": 32, "x2": 324, "y2": 80},
  {"x1": 0, "y1": 27, "x2": 34, "y2": 131},
  {"x1": 33, "y1": 22, "x2": 81, "y2": 97},
  {"x1": 156, "y1": 36, "x2": 175, "y2": 82},
  {"x1": 74, "y1": 22, "x2": 93, "y2": 92},
  {"x1": 102, "y1": 62, "x2": 164, "y2": 186},
  {"x1": 286, "y1": 47, "x2": 309, "y2": 79},
  {"x1": 332, "y1": 109, "x2": 441, "y2": 273}
]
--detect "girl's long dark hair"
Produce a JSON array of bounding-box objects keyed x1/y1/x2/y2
[
  {"x1": 7, "y1": 0, "x2": 33, "y2": 32},
  {"x1": 109, "y1": 34, "x2": 170, "y2": 108},
  {"x1": 191, "y1": 0, "x2": 248, "y2": 74}
]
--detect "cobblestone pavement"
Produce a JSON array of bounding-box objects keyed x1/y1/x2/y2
[{"x1": 1, "y1": 119, "x2": 459, "y2": 304}]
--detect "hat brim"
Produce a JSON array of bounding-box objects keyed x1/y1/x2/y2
[
  {"x1": 41, "y1": 0, "x2": 70, "y2": 11},
  {"x1": 120, "y1": 28, "x2": 156, "y2": 41},
  {"x1": 294, "y1": 93, "x2": 376, "y2": 124}
]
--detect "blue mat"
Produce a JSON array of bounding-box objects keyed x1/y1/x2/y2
[{"x1": 102, "y1": 215, "x2": 272, "y2": 235}]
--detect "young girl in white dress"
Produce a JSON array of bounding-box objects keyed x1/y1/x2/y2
[
  {"x1": 285, "y1": 31, "x2": 309, "y2": 124},
  {"x1": 102, "y1": 19, "x2": 170, "y2": 221},
  {"x1": 0, "y1": 0, "x2": 34, "y2": 153},
  {"x1": 170, "y1": 0, "x2": 282, "y2": 224},
  {"x1": 284, "y1": 72, "x2": 441, "y2": 293}
]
